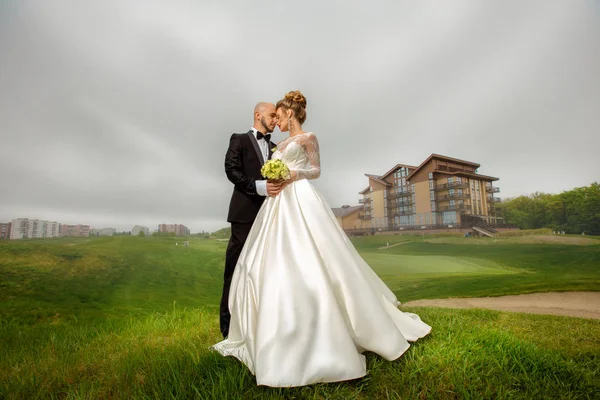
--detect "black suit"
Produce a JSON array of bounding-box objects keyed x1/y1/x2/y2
[{"x1": 221, "y1": 130, "x2": 275, "y2": 338}]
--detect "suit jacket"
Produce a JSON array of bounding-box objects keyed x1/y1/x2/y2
[{"x1": 225, "y1": 130, "x2": 276, "y2": 223}]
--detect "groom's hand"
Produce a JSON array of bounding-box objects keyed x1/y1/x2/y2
[{"x1": 267, "y1": 181, "x2": 284, "y2": 197}]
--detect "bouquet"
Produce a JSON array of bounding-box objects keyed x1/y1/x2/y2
[{"x1": 261, "y1": 159, "x2": 290, "y2": 181}]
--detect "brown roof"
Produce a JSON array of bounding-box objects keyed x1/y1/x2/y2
[
  {"x1": 406, "y1": 154, "x2": 482, "y2": 181},
  {"x1": 442, "y1": 170, "x2": 499, "y2": 181},
  {"x1": 365, "y1": 174, "x2": 391, "y2": 186},
  {"x1": 331, "y1": 205, "x2": 364, "y2": 218},
  {"x1": 359, "y1": 186, "x2": 370, "y2": 195},
  {"x1": 380, "y1": 163, "x2": 418, "y2": 180}
]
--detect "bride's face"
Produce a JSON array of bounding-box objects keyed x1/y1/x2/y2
[{"x1": 276, "y1": 108, "x2": 290, "y2": 132}]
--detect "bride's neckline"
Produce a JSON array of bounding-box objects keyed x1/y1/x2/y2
[{"x1": 288, "y1": 132, "x2": 312, "y2": 138}]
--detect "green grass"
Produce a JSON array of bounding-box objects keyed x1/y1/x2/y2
[
  {"x1": 363, "y1": 253, "x2": 519, "y2": 277},
  {"x1": 0, "y1": 236, "x2": 226, "y2": 324},
  {"x1": 1, "y1": 307, "x2": 598, "y2": 399},
  {"x1": 1, "y1": 235, "x2": 599, "y2": 398},
  {"x1": 353, "y1": 235, "x2": 600, "y2": 301}
]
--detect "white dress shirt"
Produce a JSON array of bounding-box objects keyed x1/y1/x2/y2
[{"x1": 250, "y1": 127, "x2": 270, "y2": 196}]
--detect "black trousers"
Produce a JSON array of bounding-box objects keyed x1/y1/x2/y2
[{"x1": 220, "y1": 222, "x2": 253, "y2": 338}]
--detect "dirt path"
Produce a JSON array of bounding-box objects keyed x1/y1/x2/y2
[
  {"x1": 378, "y1": 241, "x2": 411, "y2": 250},
  {"x1": 403, "y1": 291, "x2": 600, "y2": 319}
]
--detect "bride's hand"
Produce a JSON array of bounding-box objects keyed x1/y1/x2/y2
[{"x1": 267, "y1": 173, "x2": 295, "y2": 197}]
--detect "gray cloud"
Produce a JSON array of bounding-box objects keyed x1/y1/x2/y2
[{"x1": 1, "y1": 0, "x2": 599, "y2": 232}]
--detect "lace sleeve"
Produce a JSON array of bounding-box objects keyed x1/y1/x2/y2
[{"x1": 293, "y1": 133, "x2": 321, "y2": 180}]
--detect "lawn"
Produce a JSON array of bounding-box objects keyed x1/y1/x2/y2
[
  {"x1": 1, "y1": 235, "x2": 599, "y2": 399},
  {"x1": 353, "y1": 235, "x2": 600, "y2": 301}
]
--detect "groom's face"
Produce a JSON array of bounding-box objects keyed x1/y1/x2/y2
[{"x1": 259, "y1": 104, "x2": 277, "y2": 133}]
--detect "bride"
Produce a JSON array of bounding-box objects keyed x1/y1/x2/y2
[{"x1": 213, "y1": 90, "x2": 431, "y2": 387}]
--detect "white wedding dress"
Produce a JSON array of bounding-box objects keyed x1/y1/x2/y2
[{"x1": 213, "y1": 132, "x2": 431, "y2": 387}]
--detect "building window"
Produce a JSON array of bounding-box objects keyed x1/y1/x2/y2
[
  {"x1": 442, "y1": 211, "x2": 457, "y2": 224},
  {"x1": 430, "y1": 191, "x2": 435, "y2": 201},
  {"x1": 449, "y1": 188, "x2": 455, "y2": 196},
  {"x1": 428, "y1": 172, "x2": 433, "y2": 179},
  {"x1": 448, "y1": 177, "x2": 454, "y2": 184},
  {"x1": 450, "y1": 200, "x2": 456, "y2": 208}
]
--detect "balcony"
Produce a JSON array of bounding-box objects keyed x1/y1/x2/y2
[
  {"x1": 434, "y1": 181, "x2": 469, "y2": 191},
  {"x1": 388, "y1": 199, "x2": 413, "y2": 208},
  {"x1": 439, "y1": 204, "x2": 470, "y2": 212},
  {"x1": 437, "y1": 193, "x2": 469, "y2": 201},
  {"x1": 391, "y1": 209, "x2": 414, "y2": 216},
  {"x1": 389, "y1": 190, "x2": 412, "y2": 199},
  {"x1": 485, "y1": 186, "x2": 500, "y2": 193},
  {"x1": 486, "y1": 196, "x2": 502, "y2": 203},
  {"x1": 358, "y1": 198, "x2": 371, "y2": 204},
  {"x1": 358, "y1": 213, "x2": 371, "y2": 220}
]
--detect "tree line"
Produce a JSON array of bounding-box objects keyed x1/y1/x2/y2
[{"x1": 498, "y1": 182, "x2": 599, "y2": 235}]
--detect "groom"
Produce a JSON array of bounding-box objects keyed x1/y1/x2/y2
[{"x1": 221, "y1": 102, "x2": 282, "y2": 338}]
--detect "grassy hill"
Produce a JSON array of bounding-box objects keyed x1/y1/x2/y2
[
  {"x1": 1, "y1": 235, "x2": 599, "y2": 398},
  {"x1": 0, "y1": 236, "x2": 226, "y2": 324},
  {"x1": 211, "y1": 227, "x2": 231, "y2": 239}
]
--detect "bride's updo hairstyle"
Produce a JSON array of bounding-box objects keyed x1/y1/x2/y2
[{"x1": 276, "y1": 90, "x2": 307, "y2": 124}]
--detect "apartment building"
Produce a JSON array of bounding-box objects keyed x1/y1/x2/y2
[
  {"x1": 132, "y1": 225, "x2": 150, "y2": 236},
  {"x1": 359, "y1": 154, "x2": 501, "y2": 231},
  {"x1": 59, "y1": 224, "x2": 91, "y2": 237},
  {"x1": 158, "y1": 224, "x2": 190, "y2": 236},
  {"x1": 0, "y1": 222, "x2": 12, "y2": 240},
  {"x1": 101, "y1": 228, "x2": 116, "y2": 236},
  {"x1": 9, "y1": 218, "x2": 60, "y2": 239}
]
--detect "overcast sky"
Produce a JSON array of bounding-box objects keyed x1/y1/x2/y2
[{"x1": 1, "y1": 1, "x2": 599, "y2": 232}]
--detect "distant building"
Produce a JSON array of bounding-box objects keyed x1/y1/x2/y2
[
  {"x1": 89, "y1": 228, "x2": 116, "y2": 236},
  {"x1": 59, "y1": 224, "x2": 91, "y2": 237},
  {"x1": 358, "y1": 153, "x2": 501, "y2": 231},
  {"x1": 132, "y1": 225, "x2": 149, "y2": 236},
  {"x1": 10, "y1": 218, "x2": 60, "y2": 239},
  {"x1": 101, "y1": 228, "x2": 116, "y2": 236},
  {"x1": 158, "y1": 224, "x2": 190, "y2": 236},
  {"x1": 1, "y1": 222, "x2": 12, "y2": 240},
  {"x1": 331, "y1": 205, "x2": 368, "y2": 231}
]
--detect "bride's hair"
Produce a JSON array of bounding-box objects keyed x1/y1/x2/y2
[{"x1": 276, "y1": 90, "x2": 307, "y2": 124}]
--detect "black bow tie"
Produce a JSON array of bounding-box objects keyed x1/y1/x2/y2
[{"x1": 256, "y1": 131, "x2": 271, "y2": 142}]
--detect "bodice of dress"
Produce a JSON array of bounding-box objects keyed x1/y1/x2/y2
[{"x1": 272, "y1": 132, "x2": 321, "y2": 180}]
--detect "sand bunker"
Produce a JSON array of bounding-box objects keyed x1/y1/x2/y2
[{"x1": 403, "y1": 291, "x2": 600, "y2": 319}]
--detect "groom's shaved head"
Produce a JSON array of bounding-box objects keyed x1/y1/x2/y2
[
  {"x1": 253, "y1": 102, "x2": 277, "y2": 134},
  {"x1": 254, "y1": 102, "x2": 273, "y2": 114}
]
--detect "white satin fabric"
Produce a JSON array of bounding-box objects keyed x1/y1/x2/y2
[{"x1": 213, "y1": 134, "x2": 431, "y2": 387}]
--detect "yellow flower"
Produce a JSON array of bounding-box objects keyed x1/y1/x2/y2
[{"x1": 261, "y1": 159, "x2": 290, "y2": 180}]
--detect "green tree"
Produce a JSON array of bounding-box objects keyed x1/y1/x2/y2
[{"x1": 502, "y1": 183, "x2": 600, "y2": 234}]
